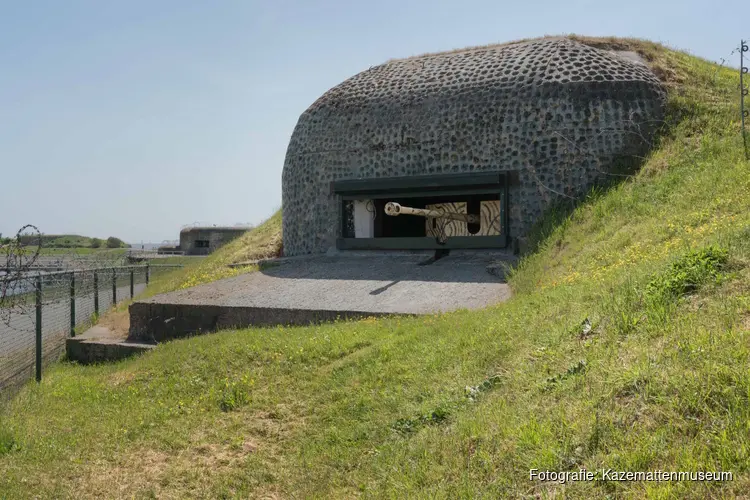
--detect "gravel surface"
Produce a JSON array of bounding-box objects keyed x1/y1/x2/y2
[{"x1": 141, "y1": 254, "x2": 512, "y2": 314}]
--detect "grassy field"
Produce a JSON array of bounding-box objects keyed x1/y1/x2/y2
[
  {"x1": 36, "y1": 247, "x2": 129, "y2": 256},
  {"x1": 11, "y1": 234, "x2": 129, "y2": 249},
  {"x1": 1, "y1": 38, "x2": 750, "y2": 498}
]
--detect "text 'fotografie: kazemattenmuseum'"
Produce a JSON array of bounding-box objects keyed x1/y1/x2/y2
[{"x1": 530, "y1": 469, "x2": 733, "y2": 483}]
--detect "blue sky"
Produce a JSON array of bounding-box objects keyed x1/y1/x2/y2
[{"x1": 0, "y1": 0, "x2": 744, "y2": 244}]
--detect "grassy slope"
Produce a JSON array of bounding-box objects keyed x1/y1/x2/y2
[
  {"x1": 77, "y1": 212, "x2": 283, "y2": 337},
  {"x1": 2, "y1": 40, "x2": 750, "y2": 498},
  {"x1": 138, "y1": 211, "x2": 282, "y2": 299}
]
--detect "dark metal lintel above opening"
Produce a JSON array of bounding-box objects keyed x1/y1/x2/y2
[{"x1": 331, "y1": 171, "x2": 508, "y2": 200}]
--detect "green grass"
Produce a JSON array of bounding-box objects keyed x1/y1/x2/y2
[
  {"x1": 142, "y1": 255, "x2": 205, "y2": 267},
  {"x1": 1, "y1": 38, "x2": 750, "y2": 498}
]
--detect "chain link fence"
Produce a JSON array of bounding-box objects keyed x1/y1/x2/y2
[{"x1": 0, "y1": 264, "x2": 182, "y2": 395}]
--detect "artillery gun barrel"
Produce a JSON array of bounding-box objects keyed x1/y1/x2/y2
[{"x1": 384, "y1": 202, "x2": 480, "y2": 224}]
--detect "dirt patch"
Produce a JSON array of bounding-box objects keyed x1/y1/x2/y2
[
  {"x1": 75, "y1": 408, "x2": 304, "y2": 498},
  {"x1": 74, "y1": 433, "x2": 265, "y2": 498},
  {"x1": 741, "y1": 313, "x2": 750, "y2": 332},
  {"x1": 97, "y1": 308, "x2": 130, "y2": 338},
  {"x1": 108, "y1": 370, "x2": 137, "y2": 387}
]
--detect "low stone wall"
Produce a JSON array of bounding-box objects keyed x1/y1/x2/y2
[
  {"x1": 66, "y1": 337, "x2": 154, "y2": 364},
  {"x1": 128, "y1": 302, "x2": 407, "y2": 343}
]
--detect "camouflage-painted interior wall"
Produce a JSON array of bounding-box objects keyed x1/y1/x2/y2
[{"x1": 424, "y1": 201, "x2": 501, "y2": 239}]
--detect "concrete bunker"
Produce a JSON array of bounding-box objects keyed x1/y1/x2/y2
[
  {"x1": 281, "y1": 37, "x2": 667, "y2": 256},
  {"x1": 179, "y1": 226, "x2": 249, "y2": 255}
]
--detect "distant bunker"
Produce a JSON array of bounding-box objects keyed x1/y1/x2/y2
[
  {"x1": 282, "y1": 37, "x2": 667, "y2": 256},
  {"x1": 179, "y1": 227, "x2": 248, "y2": 256}
]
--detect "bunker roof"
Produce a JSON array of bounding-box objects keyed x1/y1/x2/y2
[{"x1": 179, "y1": 226, "x2": 250, "y2": 234}]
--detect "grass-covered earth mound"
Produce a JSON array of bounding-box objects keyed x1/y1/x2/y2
[
  {"x1": 10, "y1": 234, "x2": 129, "y2": 249},
  {"x1": 140, "y1": 210, "x2": 282, "y2": 298},
  {"x1": 1, "y1": 37, "x2": 750, "y2": 498}
]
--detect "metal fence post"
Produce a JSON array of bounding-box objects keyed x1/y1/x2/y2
[
  {"x1": 742, "y1": 40, "x2": 749, "y2": 160},
  {"x1": 145, "y1": 263, "x2": 150, "y2": 285},
  {"x1": 112, "y1": 268, "x2": 117, "y2": 304},
  {"x1": 94, "y1": 270, "x2": 99, "y2": 315},
  {"x1": 130, "y1": 269, "x2": 134, "y2": 298},
  {"x1": 70, "y1": 272, "x2": 76, "y2": 337},
  {"x1": 35, "y1": 275, "x2": 42, "y2": 382}
]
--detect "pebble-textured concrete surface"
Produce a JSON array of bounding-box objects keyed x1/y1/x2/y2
[
  {"x1": 138, "y1": 254, "x2": 511, "y2": 314},
  {"x1": 282, "y1": 37, "x2": 667, "y2": 255}
]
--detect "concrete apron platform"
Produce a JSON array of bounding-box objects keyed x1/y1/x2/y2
[
  {"x1": 66, "y1": 326, "x2": 154, "y2": 364},
  {"x1": 129, "y1": 252, "x2": 514, "y2": 343}
]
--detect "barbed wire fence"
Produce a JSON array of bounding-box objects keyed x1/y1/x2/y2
[
  {"x1": 0, "y1": 226, "x2": 183, "y2": 395},
  {"x1": 706, "y1": 39, "x2": 750, "y2": 159},
  {"x1": 739, "y1": 40, "x2": 748, "y2": 159}
]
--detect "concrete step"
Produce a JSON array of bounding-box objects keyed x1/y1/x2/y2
[
  {"x1": 129, "y1": 302, "x2": 404, "y2": 343},
  {"x1": 66, "y1": 326, "x2": 154, "y2": 364}
]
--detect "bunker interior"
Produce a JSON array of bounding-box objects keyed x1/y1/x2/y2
[{"x1": 332, "y1": 171, "x2": 510, "y2": 250}]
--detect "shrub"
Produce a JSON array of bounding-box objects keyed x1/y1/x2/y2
[
  {"x1": 217, "y1": 375, "x2": 253, "y2": 412},
  {"x1": 106, "y1": 237, "x2": 125, "y2": 248},
  {"x1": 0, "y1": 426, "x2": 19, "y2": 456},
  {"x1": 646, "y1": 246, "x2": 729, "y2": 303}
]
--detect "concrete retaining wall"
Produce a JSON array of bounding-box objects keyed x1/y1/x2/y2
[
  {"x1": 128, "y1": 302, "x2": 407, "y2": 343},
  {"x1": 66, "y1": 337, "x2": 154, "y2": 364}
]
